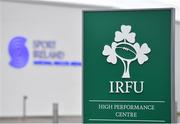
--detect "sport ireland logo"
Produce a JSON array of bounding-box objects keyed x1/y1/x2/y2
[{"x1": 8, "y1": 36, "x2": 29, "y2": 68}]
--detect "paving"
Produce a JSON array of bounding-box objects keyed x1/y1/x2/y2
[
  {"x1": 0, "y1": 116, "x2": 82, "y2": 123},
  {"x1": 0, "y1": 116, "x2": 179, "y2": 123}
]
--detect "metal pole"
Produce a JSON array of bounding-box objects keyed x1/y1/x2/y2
[
  {"x1": 53, "y1": 103, "x2": 59, "y2": 123},
  {"x1": 175, "y1": 101, "x2": 178, "y2": 123},
  {"x1": 23, "y1": 95, "x2": 28, "y2": 118}
]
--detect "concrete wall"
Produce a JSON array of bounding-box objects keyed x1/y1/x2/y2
[
  {"x1": 0, "y1": 1, "x2": 108, "y2": 116},
  {"x1": 0, "y1": 0, "x2": 2, "y2": 116}
]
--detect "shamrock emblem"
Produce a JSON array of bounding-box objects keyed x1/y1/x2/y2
[
  {"x1": 134, "y1": 43, "x2": 151, "y2": 65},
  {"x1": 102, "y1": 25, "x2": 151, "y2": 78},
  {"x1": 114, "y1": 25, "x2": 136, "y2": 43},
  {"x1": 102, "y1": 42, "x2": 117, "y2": 64}
]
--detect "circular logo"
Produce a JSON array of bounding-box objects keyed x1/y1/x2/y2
[{"x1": 8, "y1": 36, "x2": 29, "y2": 68}]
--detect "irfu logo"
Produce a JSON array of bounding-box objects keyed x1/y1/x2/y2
[{"x1": 102, "y1": 25, "x2": 151, "y2": 78}]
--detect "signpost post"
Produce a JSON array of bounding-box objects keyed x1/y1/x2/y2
[{"x1": 83, "y1": 9, "x2": 175, "y2": 123}]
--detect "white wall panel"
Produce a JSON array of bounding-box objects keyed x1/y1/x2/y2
[{"x1": 0, "y1": 1, "x2": 96, "y2": 116}]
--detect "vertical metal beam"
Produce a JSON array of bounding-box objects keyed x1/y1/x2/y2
[
  {"x1": 171, "y1": 8, "x2": 176, "y2": 123},
  {"x1": 53, "y1": 103, "x2": 59, "y2": 123},
  {"x1": 23, "y1": 95, "x2": 28, "y2": 118},
  {"x1": 175, "y1": 101, "x2": 178, "y2": 122}
]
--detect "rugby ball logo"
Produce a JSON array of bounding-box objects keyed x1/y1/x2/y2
[{"x1": 102, "y1": 25, "x2": 151, "y2": 78}]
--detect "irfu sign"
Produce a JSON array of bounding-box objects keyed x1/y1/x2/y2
[{"x1": 83, "y1": 9, "x2": 175, "y2": 123}]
